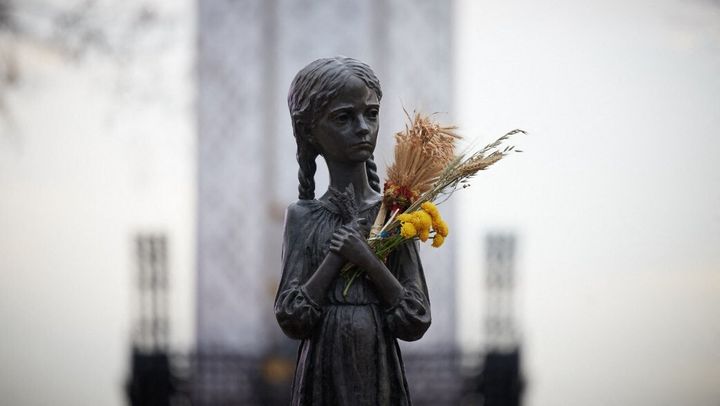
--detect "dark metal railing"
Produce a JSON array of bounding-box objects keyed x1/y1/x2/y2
[{"x1": 127, "y1": 348, "x2": 523, "y2": 406}]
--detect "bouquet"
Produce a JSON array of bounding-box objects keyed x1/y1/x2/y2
[{"x1": 340, "y1": 111, "x2": 525, "y2": 296}]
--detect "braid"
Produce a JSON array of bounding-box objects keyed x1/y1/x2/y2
[
  {"x1": 366, "y1": 155, "x2": 381, "y2": 194},
  {"x1": 297, "y1": 139, "x2": 318, "y2": 200}
]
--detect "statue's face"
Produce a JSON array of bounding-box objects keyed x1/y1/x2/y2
[{"x1": 311, "y1": 76, "x2": 379, "y2": 164}]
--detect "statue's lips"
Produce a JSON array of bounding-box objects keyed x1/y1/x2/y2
[{"x1": 352, "y1": 142, "x2": 374, "y2": 149}]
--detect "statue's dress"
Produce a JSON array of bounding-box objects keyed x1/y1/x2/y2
[{"x1": 275, "y1": 196, "x2": 431, "y2": 406}]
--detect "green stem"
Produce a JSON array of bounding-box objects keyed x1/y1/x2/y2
[{"x1": 342, "y1": 268, "x2": 363, "y2": 297}]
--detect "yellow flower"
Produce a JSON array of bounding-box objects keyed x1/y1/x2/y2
[
  {"x1": 400, "y1": 222, "x2": 417, "y2": 238},
  {"x1": 413, "y1": 210, "x2": 433, "y2": 233},
  {"x1": 434, "y1": 219, "x2": 449, "y2": 237},
  {"x1": 418, "y1": 228, "x2": 430, "y2": 242},
  {"x1": 397, "y1": 208, "x2": 439, "y2": 242},
  {"x1": 432, "y1": 234, "x2": 445, "y2": 248},
  {"x1": 397, "y1": 213, "x2": 413, "y2": 223},
  {"x1": 421, "y1": 201, "x2": 440, "y2": 221}
]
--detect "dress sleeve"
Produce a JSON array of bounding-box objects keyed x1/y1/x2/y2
[
  {"x1": 384, "y1": 240, "x2": 432, "y2": 341},
  {"x1": 274, "y1": 203, "x2": 323, "y2": 340}
]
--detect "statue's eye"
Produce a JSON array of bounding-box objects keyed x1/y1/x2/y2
[
  {"x1": 365, "y1": 109, "x2": 379, "y2": 120},
  {"x1": 333, "y1": 113, "x2": 350, "y2": 123}
]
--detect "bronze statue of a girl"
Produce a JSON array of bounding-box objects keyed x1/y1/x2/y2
[{"x1": 275, "y1": 57, "x2": 431, "y2": 405}]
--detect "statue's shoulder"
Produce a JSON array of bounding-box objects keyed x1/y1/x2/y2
[{"x1": 284, "y1": 199, "x2": 317, "y2": 226}]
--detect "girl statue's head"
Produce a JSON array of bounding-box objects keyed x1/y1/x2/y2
[{"x1": 288, "y1": 57, "x2": 383, "y2": 200}]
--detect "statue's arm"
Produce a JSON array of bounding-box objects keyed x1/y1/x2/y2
[
  {"x1": 330, "y1": 226, "x2": 430, "y2": 341},
  {"x1": 382, "y1": 241, "x2": 432, "y2": 341},
  {"x1": 329, "y1": 222, "x2": 404, "y2": 306},
  {"x1": 301, "y1": 252, "x2": 343, "y2": 303},
  {"x1": 274, "y1": 203, "x2": 336, "y2": 339}
]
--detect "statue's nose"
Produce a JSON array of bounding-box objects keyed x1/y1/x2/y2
[{"x1": 356, "y1": 116, "x2": 370, "y2": 136}]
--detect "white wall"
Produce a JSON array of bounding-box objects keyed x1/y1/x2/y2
[
  {"x1": 0, "y1": 1, "x2": 195, "y2": 405},
  {"x1": 455, "y1": 0, "x2": 720, "y2": 405}
]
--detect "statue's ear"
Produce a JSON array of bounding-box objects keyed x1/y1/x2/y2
[
  {"x1": 294, "y1": 117, "x2": 315, "y2": 146},
  {"x1": 292, "y1": 115, "x2": 306, "y2": 136}
]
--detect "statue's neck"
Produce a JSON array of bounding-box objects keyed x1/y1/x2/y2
[{"x1": 325, "y1": 159, "x2": 375, "y2": 203}]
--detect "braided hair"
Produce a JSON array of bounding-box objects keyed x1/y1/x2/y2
[{"x1": 288, "y1": 57, "x2": 382, "y2": 200}]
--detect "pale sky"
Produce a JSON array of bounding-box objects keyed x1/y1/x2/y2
[
  {"x1": 0, "y1": 1, "x2": 195, "y2": 405},
  {"x1": 455, "y1": 0, "x2": 720, "y2": 404}
]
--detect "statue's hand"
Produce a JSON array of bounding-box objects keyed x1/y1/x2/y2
[{"x1": 329, "y1": 218, "x2": 374, "y2": 268}]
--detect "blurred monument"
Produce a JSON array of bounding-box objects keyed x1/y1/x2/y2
[{"x1": 196, "y1": 0, "x2": 456, "y2": 403}]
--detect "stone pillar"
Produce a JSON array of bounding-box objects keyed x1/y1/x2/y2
[
  {"x1": 197, "y1": 0, "x2": 455, "y2": 353},
  {"x1": 197, "y1": 0, "x2": 270, "y2": 351}
]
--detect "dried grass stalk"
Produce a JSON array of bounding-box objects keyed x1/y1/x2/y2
[
  {"x1": 386, "y1": 111, "x2": 461, "y2": 196},
  {"x1": 456, "y1": 129, "x2": 525, "y2": 177},
  {"x1": 411, "y1": 128, "x2": 526, "y2": 211}
]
